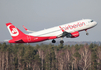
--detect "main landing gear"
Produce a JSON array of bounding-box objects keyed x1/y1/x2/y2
[
  {"x1": 60, "y1": 38, "x2": 64, "y2": 44},
  {"x1": 52, "y1": 39, "x2": 56, "y2": 43},
  {"x1": 52, "y1": 38, "x2": 64, "y2": 44},
  {"x1": 60, "y1": 40, "x2": 64, "y2": 44},
  {"x1": 85, "y1": 29, "x2": 89, "y2": 35}
]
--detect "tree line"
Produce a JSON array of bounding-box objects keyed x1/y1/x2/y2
[{"x1": 0, "y1": 43, "x2": 101, "y2": 70}]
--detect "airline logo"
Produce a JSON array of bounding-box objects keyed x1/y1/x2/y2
[
  {"x1": 61, "y1": 22, "x2": 85, "y2": 31},
  {"x1": 7, "y1": 24, "x2": 19, "y2": 36}
]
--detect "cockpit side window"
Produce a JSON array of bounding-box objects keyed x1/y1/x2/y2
[{"x1": 90, "y1": 20, "x2": 93, "y2": 22}]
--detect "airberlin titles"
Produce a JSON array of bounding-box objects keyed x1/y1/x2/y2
[{"x1": 61, "y1": 22, "x2": 85, "y2": 30}]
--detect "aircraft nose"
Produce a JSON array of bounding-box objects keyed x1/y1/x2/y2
[
  {"x1": 95, "y1": 21, "x2": 98, "y2": 25},
  {"x1": 93, "y1": 21, "x2": 97, "y2": 26}
]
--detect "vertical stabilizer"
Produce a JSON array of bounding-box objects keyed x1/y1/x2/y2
[{"x1": 6, "y1": 23, "x2": 26, "y2": 39}]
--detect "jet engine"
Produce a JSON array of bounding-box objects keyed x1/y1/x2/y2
[{"x1": 66, "y1": 31, "x2": 79, "y2": 38}]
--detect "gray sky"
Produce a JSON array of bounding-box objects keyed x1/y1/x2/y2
[{"x1": 0, "y1": 0, "x2": 101, "y2": 42}]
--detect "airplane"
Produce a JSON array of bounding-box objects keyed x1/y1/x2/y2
[{"x1": 6, "y1": 19, "x2": 97, "y2": 43}]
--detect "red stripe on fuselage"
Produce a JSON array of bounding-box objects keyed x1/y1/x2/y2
[{"x1": 8, "y1": 35, "x2": 57, "y2": 43}]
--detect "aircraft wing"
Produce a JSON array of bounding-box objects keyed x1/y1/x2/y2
[
  {"x1": 58, "y1": 26, "x2": 79, "y2": 38},
  {"x1": 57, "y1": 26, "x2": 70, "y2": 37}
]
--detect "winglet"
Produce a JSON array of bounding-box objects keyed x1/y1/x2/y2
[
  {"x1": 23, "y1": 25, "x2": 35, "y2": 32},
  {"x1": 23, "y1": 25, "x2": 28, "y2": 31}
]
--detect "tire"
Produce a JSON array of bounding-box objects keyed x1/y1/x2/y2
[
  {"x1": 86, "y1": 33, "x2": 89, "y2": 35},
  {"x1": 60, "y1": 40, "x2": 64, "y2": 44},
  {"x1": 52, "y1": 39, "x2": 56, "y2": 43}
]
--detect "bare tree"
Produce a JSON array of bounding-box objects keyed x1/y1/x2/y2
[
  {"x1": 79, "y1": 46, "x2": 91, "y2": 70},
  {"x1": 97, "y1": 47, "x2": 101, "y2": 70},
  {"x1": 38, "y1": 49, "x2": 45, "y2": 70}
]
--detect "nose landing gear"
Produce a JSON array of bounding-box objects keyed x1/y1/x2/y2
[
  {"x1": 86, "y1": 33, "x2": 89, "y2": 35},
  {"x1": 85, "y1": 29, "x2": 89, "y2": 35}
]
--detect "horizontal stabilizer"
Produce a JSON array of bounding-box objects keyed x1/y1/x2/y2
[{"x1": 4, "y1": 39, "x2": 10, "y2": 42}]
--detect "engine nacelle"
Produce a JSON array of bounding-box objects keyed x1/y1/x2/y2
[{"x1": 66, "y1": 31, "x2": 79, "y2": 38}]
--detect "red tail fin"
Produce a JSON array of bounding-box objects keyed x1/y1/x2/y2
[{"x1": 6, "y1": 23, "x2": 26, "y2": 39}]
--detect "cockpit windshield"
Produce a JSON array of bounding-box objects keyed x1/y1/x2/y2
[{"x1": 90, "y1": 20, "x2": 93, "y2": 22}]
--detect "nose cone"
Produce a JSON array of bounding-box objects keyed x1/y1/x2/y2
[{"x1": 94, "y1": 21, "x2": 98, "y2": 26}]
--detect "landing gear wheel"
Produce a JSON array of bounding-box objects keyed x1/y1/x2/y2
[
  {"x1": 86, "y1": 33, "x2": 89, "y2": 35},
  {"x1": 52, "y1": 39, "x2": 56, "y2": 43},
  {"x1": 60, "y1": 40, "x2": 64, "y2": 44},
  {"x1": 85, "y1": 29, "x2": 89, "y2": 35}
]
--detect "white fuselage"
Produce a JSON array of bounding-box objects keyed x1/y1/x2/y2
[{"x1": 28, "y1": 19, "x2": 97, "y2": 37}]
